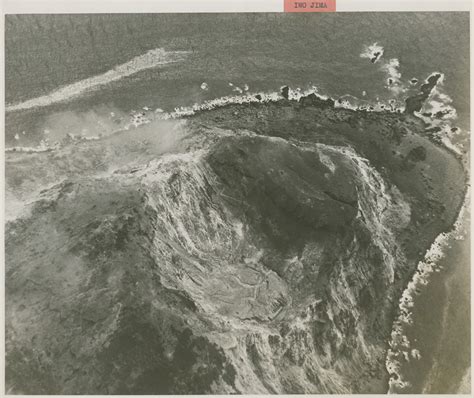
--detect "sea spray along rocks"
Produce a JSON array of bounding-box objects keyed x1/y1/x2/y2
[
  {"x1": 405, "y1": 73, "x2": 443, "y2": 114},
  {"x1": 5, "y1": 85, "x2": 466, "y2": 393}
]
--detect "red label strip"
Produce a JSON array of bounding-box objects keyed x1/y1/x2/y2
[{"x1": 284, "y1": 0, "x2": 336, "y2": 12}]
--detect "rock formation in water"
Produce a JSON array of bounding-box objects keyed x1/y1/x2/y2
[{"x1": 5, "y1": 87, "x2": 466, "y2": 394}]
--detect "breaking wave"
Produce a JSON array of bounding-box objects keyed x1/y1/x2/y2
[{"x1": 386, "y1": 189, "x2": 469, "y2": 392}]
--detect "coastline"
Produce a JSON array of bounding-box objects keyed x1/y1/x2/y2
[{"x1": 386, "y1": 189, "x2": 469, "y2": 393}]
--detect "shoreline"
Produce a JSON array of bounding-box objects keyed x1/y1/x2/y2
[
  {"x1": 386, "y1": 189, "x2": 469, "y2": 392},
  {"x1": 6, "y1": 82, "x2": 466, "y2": 159}
]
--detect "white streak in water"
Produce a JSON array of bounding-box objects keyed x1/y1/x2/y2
[{"x1": 6, "y1": 48, "x2": 190, "y2": 112}]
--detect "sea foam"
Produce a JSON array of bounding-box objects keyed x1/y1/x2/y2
[{"x1": 386, "y1": 189, "x2": 469, "y2": 392}]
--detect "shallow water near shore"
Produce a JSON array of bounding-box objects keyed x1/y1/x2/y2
[{"x1": 391, "y1": 206, "x2": 470, "y2": 393}]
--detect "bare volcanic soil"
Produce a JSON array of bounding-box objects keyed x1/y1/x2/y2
[{"x1": 5, "y1": 92, "x2": 466, "y2": 394}]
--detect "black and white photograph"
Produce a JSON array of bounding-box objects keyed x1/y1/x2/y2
[{"x1": 2, "y1": 3, "x2": 471, "y2": 395}]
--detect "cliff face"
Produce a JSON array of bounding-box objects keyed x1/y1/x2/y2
[{"x1": 5, "y1": 94, "x2": 465, "y2": 394}]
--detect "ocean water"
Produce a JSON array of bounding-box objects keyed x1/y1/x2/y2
[
  {"x1": 4, "y1": 13, "x2": 471, "y2": 393},
  {"x1": 5, "y1": 13, "x2": 470, "y2": 145}
]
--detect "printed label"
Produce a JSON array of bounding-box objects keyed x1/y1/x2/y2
[{"x1": 284, "y1": 0, "x2": 336, "y2": 12}]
